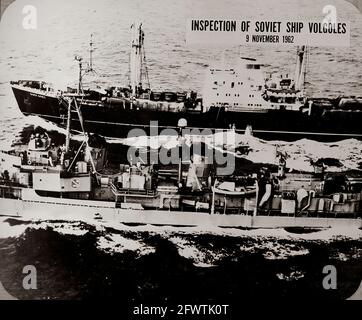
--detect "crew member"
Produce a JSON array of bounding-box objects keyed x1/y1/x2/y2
[
  {"x1": 296, "y1": 185, "x2": 308, "y2": 210},
  {"x1": 258, "y1": 168, "x2": 273, "y2": 210}
]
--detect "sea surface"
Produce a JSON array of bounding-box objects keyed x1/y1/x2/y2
[{"x1": 0, "y1": 0, "x2": 361, "y2": 301}]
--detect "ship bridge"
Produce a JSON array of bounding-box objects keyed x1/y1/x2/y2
[
  {"x1": 202, "y1": 55, "x2": 305, "y2": 112},
  {"x1": 202, "y1": 57, "x2": 267, "y2": 111}
]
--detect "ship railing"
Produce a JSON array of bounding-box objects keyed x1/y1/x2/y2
[
  {"x1": 0, "y1": 183, "x2": 23, "y2": 199},
  {"x1": 259, "y1": 192, "x2": 362, "y2": 219},
  {"x1": 0, "y1": 180, "x2": 23, "y2": 187},
  {"x1": 57, "y1": 93, "x2": 104, "y2": 108}
]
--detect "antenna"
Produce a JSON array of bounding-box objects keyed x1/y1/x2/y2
[
  {"x1": 73, "y1": 35, "x2": 97, "y2": 95},
  {"x1": 303, "y1": 46, "x2": 308, "y2": 89},
  {"x1": 89, "y1": 33, "x2": 94, "y2": 72},
  {"x1": 84, "y1": 34, "x2": 97, "y2": 76}
]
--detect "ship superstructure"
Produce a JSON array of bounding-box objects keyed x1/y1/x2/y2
[
  {"x1": 0, "y1": 98, "x2": 361, "y2": 227},
  {"x1": 202, "y1": 53, "x2": 305, "y2": 112}
]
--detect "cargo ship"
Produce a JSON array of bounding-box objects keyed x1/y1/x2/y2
[
  {"x1": 10, "y1": 23, "x2": 362, "y2": 141},
  {"x1": 0, "y1": 104, "x2": 361, "y2": 229}
]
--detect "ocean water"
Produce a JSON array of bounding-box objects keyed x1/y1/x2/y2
[
  {"x1": 0, "y1": 0, "x2": 361, "y2": 301},
  {"x1": 0, "y1": 217, "x2": 361, "y2": 300}
]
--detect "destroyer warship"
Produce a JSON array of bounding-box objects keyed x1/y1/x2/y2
[
  {"x1": 0, "y1": 98, "x2": 361, "y2": 228},
  {"x1": 10, "y1": 23, "x2": 362, "y2": 141}
]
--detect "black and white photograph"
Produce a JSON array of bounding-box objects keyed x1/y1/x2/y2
[{"x1": 0, "y1": 0, "x2": 361, "y2": 309}]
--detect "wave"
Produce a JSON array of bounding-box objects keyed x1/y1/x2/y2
[
  {"x1": 118, "y1": 130, "x2": 362, "y2": 172},
  {"x1": 0, "y1": 216, "x2": 361, "y2": 300}
]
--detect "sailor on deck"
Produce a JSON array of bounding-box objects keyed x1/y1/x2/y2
[{"x1": 296, "y1": 186, "x2": 308, "y2": 210}]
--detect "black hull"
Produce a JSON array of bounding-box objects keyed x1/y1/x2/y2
[{"x1": 12, "y1": 86, "x2": 362, "y2": 142}]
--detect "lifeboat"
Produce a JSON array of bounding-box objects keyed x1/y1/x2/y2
[{"x1": 212, "y1": 181, "x2": 256, "y2": 196}]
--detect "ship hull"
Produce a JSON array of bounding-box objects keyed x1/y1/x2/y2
[
  {"x1": 12, "y1": 86, "x2": 362, "y2": 141},
  {"x1": 1, "y1": 196, "x2": 361, "y2": 229}
]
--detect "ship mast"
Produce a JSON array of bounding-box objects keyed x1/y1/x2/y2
[
  {"x1": 130, "y1": 22, "x2": 150, "y2": 97},
  {"x1": 74, "y1": 34, "x2": 97, "y2": 95},
  {"x1": 89, "y1": 34, "x2": 94, "y2": 72},
  {"x1": 294, "y1": 45, "x2": 307, "y2": 91},
  {"x1": 65, "y1": 98, "x2": 72, "y2": 153}
]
